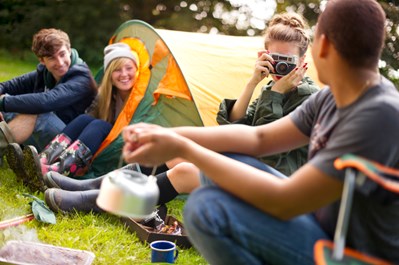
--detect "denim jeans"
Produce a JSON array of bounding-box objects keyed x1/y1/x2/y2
[
  {"x1": 3, "y1": 112, "x2": 66, "y2": 152},
  {"x1": 184, "y1": 154, "x2": 329, "y2": 265}
]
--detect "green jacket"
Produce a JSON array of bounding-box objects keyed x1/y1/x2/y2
[{"x1": 217, "y1": 76, "x2": 319, "y2": 175}]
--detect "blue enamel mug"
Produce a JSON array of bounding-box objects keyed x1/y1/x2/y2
[{"x1": 150, "y1": 240, "x2": 178, "y2": 263}]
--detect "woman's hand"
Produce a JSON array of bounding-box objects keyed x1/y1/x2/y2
[
  {"x1": 250, "y1": 50, "x2": 275, "y2": 85},
  {"x1": 271, "y1": 60, "x2": 308, "y2": 94},
  {"x1": 122, "y1": 123, "x2": 187, "y2": 167}
]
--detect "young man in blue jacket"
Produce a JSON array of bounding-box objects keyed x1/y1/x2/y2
[{"x1": 0, "y1": 28, "x2": 97, "y2": 163}]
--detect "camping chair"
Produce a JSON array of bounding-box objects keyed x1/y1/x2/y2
[{"x1": 314, "y1": 154, "x2": 398, "y2": 265}]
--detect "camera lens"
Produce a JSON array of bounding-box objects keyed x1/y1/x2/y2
[{"x1": 275, "y1": 62, "x2": 289, "y2": 75}]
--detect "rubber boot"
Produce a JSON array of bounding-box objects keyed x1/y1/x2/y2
[
  {"x1": 6, "y1": 143, "x2": 31, "y2": 188},
  {"x1": 44, "y1": 188, "x2": 102, "y2": 214},
  {"x1": 43, "y1": 163, "x2": 142, "y2": 190},
  {"x1": 43, "y1": 171, "x2": 103, "y2": 190},
  {"x1": 43, "y1": 140, "x2": 93, "y2": 178},
  {"x1": 0, "y1": 121, "x2": 15, "y2": 167},
  {"x1": 39, "y1": 133, "x2": 72, "y2": 165}
]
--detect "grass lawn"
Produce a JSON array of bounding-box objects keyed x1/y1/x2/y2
[{"x1": 0, "y1": 50, "x2": 208, "y2": 264}]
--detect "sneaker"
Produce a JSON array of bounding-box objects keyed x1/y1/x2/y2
[
  {"x1": 6, "y1": 143, "x2": 30, "y2": 186},
  {"x1": 22, "y1": 145, "x2": 46, "y2": 192},
  {"x1": 0, "y1": 121, "x2": 15, "y2": 166}
]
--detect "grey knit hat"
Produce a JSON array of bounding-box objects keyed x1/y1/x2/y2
[{"x1": 103, "y1": 43, "x2": 137, "y2": 70}]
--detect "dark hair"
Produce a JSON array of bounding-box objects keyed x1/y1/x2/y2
[
  {"x1": 316, "y1": 0, "x2": 385, "y2": 68},
  {"x1": 31, "y1": 28, "x2": 71, "y2": 58},
  {"x1": 264, "y1": 12, "x2": 310, "y2": 57}
]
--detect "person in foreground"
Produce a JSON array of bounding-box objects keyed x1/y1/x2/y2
[{"x1": 121, "y1": 1, "x2": 399, "y2": 264}]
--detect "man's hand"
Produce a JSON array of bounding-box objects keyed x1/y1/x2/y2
[{"x1": 122, "y1": 123, "x2": 188, "y2": 167}]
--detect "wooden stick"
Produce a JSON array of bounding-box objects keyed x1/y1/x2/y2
[{"x1": 0, "y1": 214, "x2": 35, "y2": 230}]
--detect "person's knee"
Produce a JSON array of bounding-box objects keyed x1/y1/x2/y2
[
  {"x1": 168, "y1": 162, "x2": 200, "y2": 193},
  {"x1": 7, "y1": 114, "x2": 37, "y2": 143},
  {"x1": 76, "y1": 114, "x2": 95, "y2": 123},
  {"x1": 9, "y1": 114, "x2": 37, "y2": 126},
  {"x1": 170, "y1": 162, "x2": 200, "y2": 178},
  {"x1": 90, "y1": 119, "x2": 112, "y2": 135}
]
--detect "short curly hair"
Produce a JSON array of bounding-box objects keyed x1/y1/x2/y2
[
  {"x1": 31, "y1": 28, "x2": 71, "y2": 58},
  {"x1": 316, "y1": 0, "x2": 385, "y2": 68}
]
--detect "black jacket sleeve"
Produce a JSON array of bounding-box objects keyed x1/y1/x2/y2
[
  {"x1": 0, "y1": 70, "x2": 38, "y2": 95},
  {"x1": 2, "y1": 64, "x2": 95, "y2": 114}
]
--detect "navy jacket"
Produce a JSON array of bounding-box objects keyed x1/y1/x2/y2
[{"x1": 0, "y1": 51, "x2": 96, "y2": 124}]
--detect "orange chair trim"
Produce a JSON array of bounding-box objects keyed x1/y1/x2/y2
[
  {"x1": 314, "y1": 240, "x2": 392, "y2": 265},
  {"x1": 334, "y1": 154, "x2": 399, "y2": 194}
]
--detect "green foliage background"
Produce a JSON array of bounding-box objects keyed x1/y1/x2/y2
[{"x1": 0, "y1": 0, "x2": 397, "y2": 86}]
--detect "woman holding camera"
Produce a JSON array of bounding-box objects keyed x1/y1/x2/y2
[{"x1": 217, "y1": 12, "x2": 320, "y2": 176}]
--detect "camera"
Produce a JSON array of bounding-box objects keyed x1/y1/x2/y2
[{"x1": 269, "y1": 53, "x2": 298, "y2": 76}]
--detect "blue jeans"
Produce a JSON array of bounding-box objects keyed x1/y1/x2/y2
[
  {"x1": 184, "y1": 154, "x2": 329, "y2": 265},
  {"x1": 3, "y1": 112, "x2": 66, "y2": 152}
]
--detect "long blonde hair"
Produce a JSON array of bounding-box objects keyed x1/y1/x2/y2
[
  {"x1": 264, "y1": 13, "x2": 310, "y2": 57},
  {"x1": 96, "y1": 57, "x2": 135, "y2": 123}
]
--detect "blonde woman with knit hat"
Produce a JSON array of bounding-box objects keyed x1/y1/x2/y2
[{"x1": 9, "y1": 42, "x2": 139, "y2": 190}]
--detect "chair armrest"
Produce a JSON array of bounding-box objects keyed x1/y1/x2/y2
[{"x1": 334, "y1": 154, "x2": 399, "y2": 194}]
